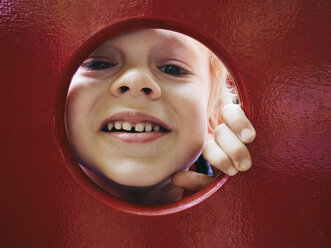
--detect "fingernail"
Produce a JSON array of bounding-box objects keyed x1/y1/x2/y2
[
  {"x1": 240, "y1": 159, "x2": 251, "y2": 170},
  {"x1": 227, "y1": 166, "x2": 238, "y2": 176},
  {"x1": 240, "y1": 128, "x2": 251, "y2": 141}
]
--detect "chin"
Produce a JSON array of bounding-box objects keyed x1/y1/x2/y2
[{"x1": 110, "y1": 170, "x2": 171, "y2": 188}]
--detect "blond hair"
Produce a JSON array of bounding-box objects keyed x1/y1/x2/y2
[{"x1": 207, "y1": 52, "x2": 235, "y2": 132}]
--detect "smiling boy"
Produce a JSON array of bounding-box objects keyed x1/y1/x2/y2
[{"x1": 65, "y1": 29, "x2": 256, "y2": 205}]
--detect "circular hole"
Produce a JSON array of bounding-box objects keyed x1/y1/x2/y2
[{"x1": 60, "y1": 21, "x2": 248, "y2": 216}]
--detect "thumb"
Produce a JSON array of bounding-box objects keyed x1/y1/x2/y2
[{"x1": 172, "y1": 171, "x2": 214, "y2": 192}]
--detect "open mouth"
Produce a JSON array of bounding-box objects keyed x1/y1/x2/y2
[
  {"x1": 101, "y1": 121, "x2": 169, "y2": 133},
  {"x1": 99, "y1": 112, "x2": 171, "y2": 144}
]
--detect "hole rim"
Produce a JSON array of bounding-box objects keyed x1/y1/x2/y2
[{"x1": 56, "y1": 17, "x2": 251, "y2": 216}]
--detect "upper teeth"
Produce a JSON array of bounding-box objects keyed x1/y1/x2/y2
[
  {"x1": 107, "y1": 121, "x2": 161, "y2": 132},
  {"x1": 135, "y1": 123, "x2": 144, "y2": 132},
  {"x1": 145, "y1": 124, "x2": 152, "y2": 132},
  {"x1": 107, "y1": 123, "x2": 114, "y2": 131},
  {"x1": 122, "y1": 122, "x2": 131, "y2": 131}
]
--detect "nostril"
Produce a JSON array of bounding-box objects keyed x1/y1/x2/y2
[
  {"x1": 119, "y1": 86, "x2": 129, "y2": 93},
  {"x1": 142, "y1": 88, "x2": 152, "y2": 95}
]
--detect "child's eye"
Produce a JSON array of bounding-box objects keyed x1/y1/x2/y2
[
  {"x1": 81, "y1": 60, "x2": 116, "y2": 70},
  {"x1": 159, "y1": 65, "x2": 189, "y2": 76}
]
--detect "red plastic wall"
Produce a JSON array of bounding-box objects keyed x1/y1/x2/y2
[{"x1": 1, "y1": 0, "x2": 330, "y2": 247}]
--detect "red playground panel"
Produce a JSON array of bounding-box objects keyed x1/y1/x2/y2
[{"x1": 0, "y1": 0, "x2": 330, "y2": 247}]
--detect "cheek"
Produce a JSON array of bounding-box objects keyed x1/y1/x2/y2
[
  {"x1": 174, "y1": 84, "x2": 210, "y2": 128},
  {"x1": 171, "y1": 85, "x2": 210, "y2": 155},
  {"x1": 184, "y1": 101, "x2": 209, "y2": 142},
  {"x1": 65, "y1": 78, "x2": 104, "y2": 127},
  {"x1": 65, "y1": 82, "x2": 100, "y2": 156},
  {"x1": 65, "y1": 87, "x2": 88, "y2": 135},
  {"x1": 65, "y1": 92, "x2": 88, "y2": 162}
]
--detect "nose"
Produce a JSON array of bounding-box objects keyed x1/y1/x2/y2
[{"x1": 110, "y1": 69, "x2": 161, "y2": 100}]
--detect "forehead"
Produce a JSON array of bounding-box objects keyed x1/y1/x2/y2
[{"x1": 95, "y1": 29, "x2": 209, "y2": 58}]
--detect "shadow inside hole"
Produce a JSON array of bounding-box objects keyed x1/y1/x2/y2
[{"x1": 65, "y1": 28, "x2": 239, "y2": 207}]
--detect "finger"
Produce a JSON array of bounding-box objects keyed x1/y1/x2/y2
[
  {"x1": 214, "y1": 123, "x2": 252, "y2": 171},
  {"x1": 221, "y1": 104, "x2": 256, "y2": 143},
  {"x1": 202, "y1": 139, "x2": 239, "y2": 176},
  {"x1": 172, "y1": 171, "x2": 214, "y2": 192}
]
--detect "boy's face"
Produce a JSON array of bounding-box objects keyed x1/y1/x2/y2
[{"x1": 65, "y1": 29, "x2": 211, "y2": 187}]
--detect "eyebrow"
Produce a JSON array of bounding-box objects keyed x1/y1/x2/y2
[
  {"x1": 92, "y1": 43, "x2": 118, "y2": 55},
  {"x1": 155, "y1": 35, "x2": 201, "y2": 61}
]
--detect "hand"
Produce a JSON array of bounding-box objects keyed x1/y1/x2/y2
[{"x1": 172, "y1": 104, "x2": 256, "y2": 192}]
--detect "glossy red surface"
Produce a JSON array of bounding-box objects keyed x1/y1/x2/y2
[{"x1": 1, "y1": 0, "x2": 330, "y2": 247}]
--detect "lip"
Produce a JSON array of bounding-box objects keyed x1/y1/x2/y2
[
  {"x1": 106, "y1": 132, "x2": 168, "y2": 144},
  {"x1": 99, "y1": 111, "x2": 171, "y2": 144}
]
